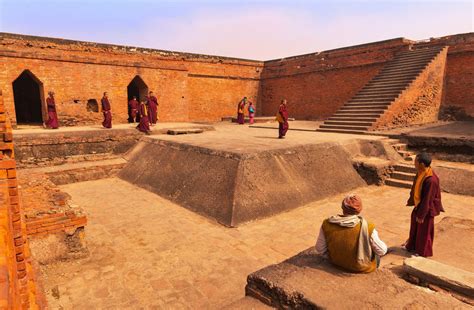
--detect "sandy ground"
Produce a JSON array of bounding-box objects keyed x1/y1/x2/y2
[{"x1": 36, "y1": 179, "x2": 474, "y2": 309}]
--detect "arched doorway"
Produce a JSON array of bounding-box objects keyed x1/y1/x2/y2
[
  {"x1": 13, "y1": 70, "x2": 44, "y2": 124},
  {"x1": 127, "y1": 76, "x2": 148, "y2": 123}
]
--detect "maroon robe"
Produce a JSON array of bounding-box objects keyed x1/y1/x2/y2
[
  {"x1": 136, "y1": 103, "x2": 150, "y2": 133},
  {"x1": 101, "y1": 97, "x2": 112, "y2": 128},
  {"x1": 278, "y1": 104, "x2": 289, "y2": 138},
  {"x1": 147, "y1": 96, "x2": 158, "y2": 125},
  {"x1": 45, "y1": 97, "x2": 59, "y2": 129},
  {"x1": 128, "y1": 99, "x2": 139, "y2": 122},
  {"x1": 237, "y1": 100, "x2": 246, "y2": 124},
  {"x1": 406, "y1": 172, "x2": 444, "y2": 257}
]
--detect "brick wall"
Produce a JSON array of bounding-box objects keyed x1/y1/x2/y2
[
  {"x1": 1, "y1": 32, "x2": 472, "y2": 126},
  {"x1": 416, "y1": 33, "x2": 474, "y2": 118},
  {"x1": 0, "y1": 90, "x2": 43, "y2": 308},
  {"x1": 259, "y1": 34, "x2": 474, "y2": 120},
  {"x1": 0, "y1": 33, "x2": 263, "y2": 126}
]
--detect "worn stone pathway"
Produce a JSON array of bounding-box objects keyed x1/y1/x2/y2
[{"x1": 37, "y1": 178, "x2": 474, "y2": 309}]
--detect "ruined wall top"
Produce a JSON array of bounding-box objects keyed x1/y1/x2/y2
[{"x1": 0, "y1": 32, "x2": 264, "y2": 66}]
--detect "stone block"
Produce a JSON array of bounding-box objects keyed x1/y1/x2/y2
[{"x1": 404, "y1": 256, "x2": 474, "y2": 297}]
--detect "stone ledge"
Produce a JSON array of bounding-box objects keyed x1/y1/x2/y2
[
  {"x1": 245, "y1": 247, "x2": 468, "y2": 309},
  {"x1": 403, "y1": 257, "x2": 474, "y2": 297}
]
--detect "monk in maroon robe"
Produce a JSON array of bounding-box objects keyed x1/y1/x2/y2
[
  {"x1": 128, "y1": 96, "x2": 139, "y2": 123},
  {"x1": 237, "y1": 97, "x2": 247, "y2": 124},
  {"x1": 101, "y1": 92, "x2": 112, "y2": 128},
  {"x1": 277, "y1": 99, "x2": 289, "y2": 138},
  {"x1": 147, "y1": 91, "x2": 158, "y2": 125},
  {"x1": 404, "y1": 152, "x2": 444, "y2": 257},
  {"x1": 45, "y1": 91, "x2": 59, "y2": 129},
  {"x1": 136, "y1": 101, "x2": 150, "y2": 134}
]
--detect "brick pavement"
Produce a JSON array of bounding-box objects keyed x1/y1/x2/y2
[{"x1": 37, "y1": 178, "x2": 474, "y2": 308}]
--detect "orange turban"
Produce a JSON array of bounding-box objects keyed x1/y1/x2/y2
[{"x1": 341, "y1": 194, "x2": 363, "y2": 215}]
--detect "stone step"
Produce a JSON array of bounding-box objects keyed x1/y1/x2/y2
[
  {"x1": 382, "y1": 61, "x2": 430, "y2": 70},
  {"x1": 352, "y1": 93, "x2": 397, "y2": 99},
  {"x1": 370, "y1": 76, "x2": 417, "y2": 82},
  {"x1": 385, "y1": 178, "x2": 412, "y2": 189},
  {"x1": 398, "y1": 150, "x2": 415, "y2": 158},
  {"x1": 359, "y1": 85, "x2": 407, "y2": 92},
  {"x1": 365, "y1": 80, "x2": 412, "y2": 86},
  {"x1": 323, "y1": 120, "x2": 373, "y2": 126},
  {"x1": 340, "y1": 107, "x2": 387, "y2": 112},
  {"x1": 366, "y1": 81, "x2": 413, "y2": 88},
  {"x1": 391, "y1": 171, "x2": 415, "y2": 181},
  {"x1": 369, "y1": 75, "x2": 416, "y2": 82},
  {"x1": 316, "y1": 128, "x2": 366, "y2": 134},
  {"x1": 356, "y1": 89, "x2": 403, "y2": 95},
  {"x1": 332, "y1": 113, "x2": 382, "y2": 118},
  {"x1": 393, "y1": 164, "x2": 416, "y2": 173},
  {"x1": 167, "y1": 128, "x2": 204, "y2": 135},
  {"x1": 345, "y1": 102, "x2": 392, "y2": 106},
  {"x1": 403, "y1": 256, "x2": 474, "y2": 298},
  {"x1": 319, "y1": 124, "x2": 370, "y2": 131},
  {"x1": 394, "y1": 53, "x2": 440, "y2": 61},
  {"x1": 328, "y1": 117, "x2": 377, "y2": 122},
  {"x1": 334, "y1": 110, "x2": 384, "y2": 115},
  {"x1": 391, "y1": 143, "x2": 407, "y2": 151},
  {"x1": 385, "y1": 58, "x2": 434, "y2": 68},
  {"x1": 348, "y1": 99, "x2": 393, "y2": 103},
  {"x1": 398, "y1": 48, "x2": 442, "y2": 55},
  {"x1": 375, "y1": 71, "x2": 421, "y2": 78},
  {"x1": 379, "y1": 67, "x2": 426, "y2": 74}
]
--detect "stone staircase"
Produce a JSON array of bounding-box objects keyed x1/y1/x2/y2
[
  {"x1": 317, "y1": 46, "x2": 446, "y2": 134},
  {"x1": 385, "y1": 139, "x2": 416, "y2": 188}
]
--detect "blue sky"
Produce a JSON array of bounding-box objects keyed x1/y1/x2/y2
[{"x1": 0, "y1": 0, "x2": 472, "y2": 60}]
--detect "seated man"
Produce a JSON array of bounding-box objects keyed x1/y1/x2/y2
[{"x1": 315, "y1": 194, "x2": 387, "y2": 273}]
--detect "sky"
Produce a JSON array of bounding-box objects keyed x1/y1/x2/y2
[{"x1": 0, "y1": 0, "x2": 472, "y2": 60}]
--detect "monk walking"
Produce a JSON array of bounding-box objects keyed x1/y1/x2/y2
[
  {"x1": 136, "y1": 101, "x2": 150, "y2": 134},
  {"x1": 277, "y1": 99, "x2": 289, "y2": 138},
  {"x1": 147, "y1": 91, "x2": 158, "y2": 125},
  {"x1": 101, "y1": 92, "x2": 112, "y2": 128},
  {"x1": 44, "y1": 91, "x2": 59, "y2": 129},
  {"x1": 237, "y1": 97, "x2": 247, "y2": 124},
  {"x1": 315, "y1": 194, "x2": 387, "y2": 273},
  {"x1": 128, "y1": 96, "x2": 139, "y2": 123},
  {"x1": 404, "y1": 152, "x2": 444, "y2": 257}
]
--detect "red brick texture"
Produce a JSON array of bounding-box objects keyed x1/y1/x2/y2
[
  {"x1": 259, "y1": 38, "x2": 413, "y2": 119},
  {"x1": 260, "y1": 34, "x2": 474, "y2": 120},
  {"x1": 0, "y1": 32, "x2": 472, "y2": 126},
  {"x1": 371, "y1": 47, "x2": 448, "y2": 130},
  {"x1": 0, "y1": 33, "x2": 262, "y2": 126},
  {"x1": 0, "y1": 89, "x2": 43, "y2": 309}
]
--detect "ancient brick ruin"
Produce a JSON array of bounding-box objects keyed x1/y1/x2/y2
[
  {"x1": 1, "y1": 32, "x2": 473, "y2": 128},
  {"x1": 0, "y1": 31, "x2": 473, "y2": 308}
]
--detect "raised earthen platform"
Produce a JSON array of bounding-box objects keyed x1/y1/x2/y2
[{"x1": 118, "y1": 125, "x2": 402, "y2": 226}]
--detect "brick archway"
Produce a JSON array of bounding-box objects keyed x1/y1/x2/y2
[
  {"x1": 12, "y1": 70, "x2": 45, "y2": 124},
  {"x1": 127, "y1": 75, "x2": 149, "y2": 122}
]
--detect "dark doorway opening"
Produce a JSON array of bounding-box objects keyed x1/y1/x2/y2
[
  {"x1": 127, "y1": 76, "x2": 148, "y2": 123},
  {"x1": 13, "y1": 70, "x2": 44, "y2": 124},
  {"x1": 86, "y1": 99, "x2": 99, "y2": 113}
]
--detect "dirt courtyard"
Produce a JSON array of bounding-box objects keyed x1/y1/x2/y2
[{"x1": 36, "y1": 178, "x2": 474, "y2": 309}]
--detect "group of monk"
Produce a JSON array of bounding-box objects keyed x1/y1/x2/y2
[
  {"x1": 42, "y1": 90, "x2": 159, "y2": 134},
  {"x1": 236, "y1": 97, "x2": 289, "y2": 139},
  {"x1": 316, "y1": 152, "x2": 443, "y2": 273},
  {"x1": 126, "y1": 91, "x2": 159, "y2": 134}
]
